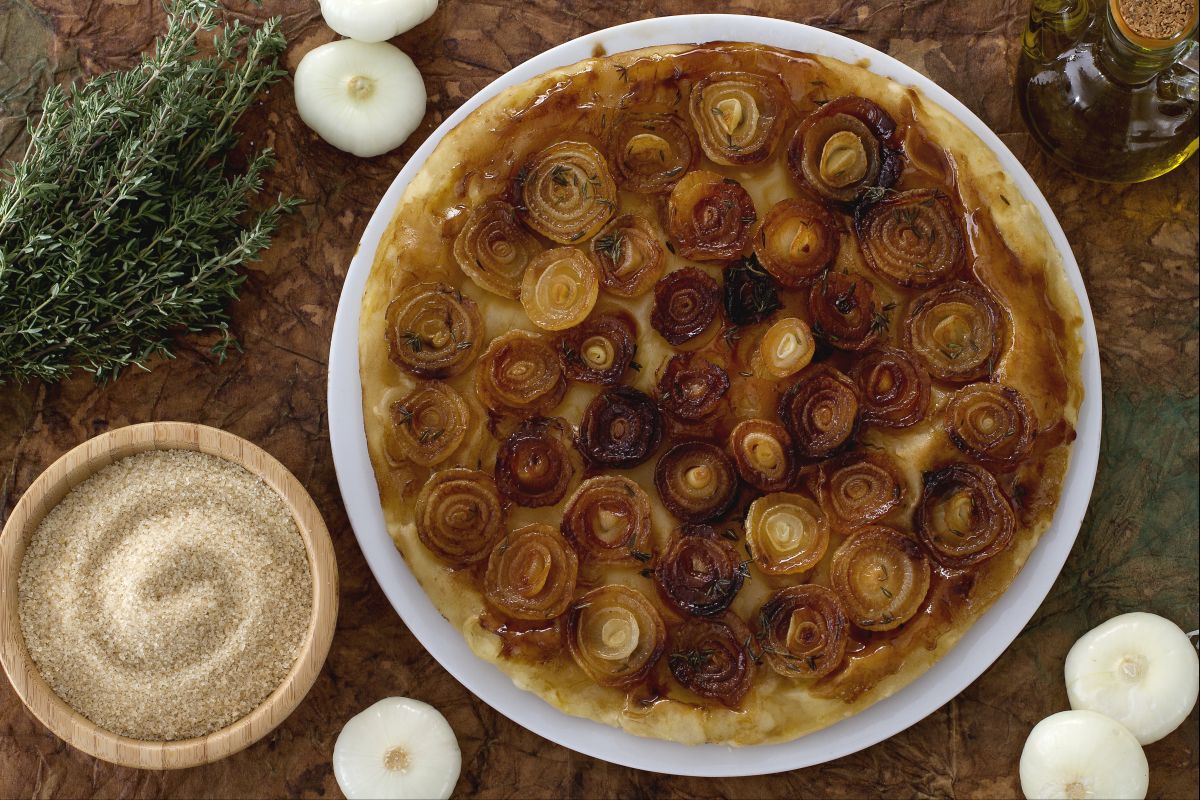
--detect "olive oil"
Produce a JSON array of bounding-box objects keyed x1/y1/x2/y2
[{"x1": 1017, "y1": 0, "x2": 1199, "y2": 183}]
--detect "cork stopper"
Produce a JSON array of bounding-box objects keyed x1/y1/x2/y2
[{"x1": 1116, "y1": 0, "x2": 1198, "y2": 42}]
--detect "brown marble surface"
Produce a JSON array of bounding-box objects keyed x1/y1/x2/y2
[{"x1": 1, "y1": 0, "x2": 1197, "y2": 797}]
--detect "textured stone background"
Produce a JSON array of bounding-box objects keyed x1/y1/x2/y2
[{"x1": 1, "y1": 0, "x2": 1197, "y2": 797}]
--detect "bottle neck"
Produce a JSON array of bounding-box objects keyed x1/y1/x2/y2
[
  {"x1": 1098, "y1": 0, "x2": 1196, "y2": 85},
  {"x1": 1023, "y1": 0, "x2": 1092, "y2": 61}
]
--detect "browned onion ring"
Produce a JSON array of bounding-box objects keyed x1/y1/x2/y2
[
  {"x1": 484, "y1": 523, "x2": 579, "y2": 621},
  {"x1": 830, "y1": 525, "x2": 931, "y2": 632},
  {"x1": 416, "y1": 468, "x2": 506, "y2": 568},
  {"x1": 589, "y1": 214, "x2": 665, "y2": 298},
  {"x1": 515, "y1": 141, "x2": 617, "y2": 244},
  {"x1": 757, "y1": 584, "x2": 850, "y2": 679},
  {"x1": 850, "y1": 346, "x2": 932, "y2": 428},
  {"x1": 561, "y1": 476, "x2": 653, "y2": 563},
  {"x1": 576, "y1": 386, "x2": 663, "y2": 468},
  {"x1": 607, "y1": 112, "x2": 698, "y2": 193},
  {"x1": 754, "y1": 197, "x2": 840, "y2": 287},
  {"x1": 905, "y1": 281, "x2": 1004, "y2": 382},
  {"x1": 788, "y1": 95, "x2": 902, "y2": 204},
  {"x1": 855, "y1": 189, "x2": 965, "y2": 288},
  {"x1": 567, "y1": 585, "x2": 666, "y2": 687},
  {"x1": 651, "y1": 267, "x2": 721, "y2": 346},
  {"x1": 744, "y1": 492, "x2": 829, "y2": 575},
  {"x1": 556, "y1": 311, "x2": 638, "y2": 386},
  {"x1": 728, "y1": 419, "x2": 796, "y2": 493},
  {"x1": 809, "y1": 271, "x2": 883, "y2": 351},
  {"x1": 916, "y1": 463, "x2": 1016, "y2": 569},
  {"x1": 655, "y1": 441, "x2": 739, "y2": 523},
  {"x1": 494, "y1": 417, "x2": 575, "y2": 507},
  {"x1": 385, "y1": 282, "x2": 482, "y2": 378},
  {"x1": 945, "y1": 382, "x2": 1037, "y2": 465},
  {"x1": 453, "y1": 199, "x2": 542, "y2": 299},
  {"x1": 668, "y1": 614, "x2": 756, "y2": 707},
  {"x1": 387, "y1": 381, "x2": 470, "y2": 468},
  {"x1": 668, "y1": 171, "x2": 757, "y2": 262},
  {"x1": 656, "y1": 353, "x2": 730, "y2": 421},
  {"x1": 818, "y1": 451, "x2": 905, "y2": 529},
  {"x1": 687, "y1": 71, "x2": 790, "y2": 166},
  {"x1": 475, "y1": 330, "x2": 567, "y2": 416},
  {"x1": 778, "y1": 365, "x2": 860, "y2": 460},
  {"x1": 655, "y1": 524, "x2": 746, "y2": 617}
]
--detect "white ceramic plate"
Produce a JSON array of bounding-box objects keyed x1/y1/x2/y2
[{"x1": 327, "y1": 14, "x2": 1102, "y2": 777}]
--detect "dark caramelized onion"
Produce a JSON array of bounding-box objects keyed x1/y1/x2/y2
[
  {"x1": 687, "y1": 71, "x2": 790, "y2": 166},
  {"x1": 655, "y1": 524, "x2": 746, "y2": 617},
  {"x1": 561, "y1": 476, "x2": 652, "y2": 563},
  {"x1": 484, "y1": 523, "x2": 579, "y2": 621},
  {"x1": 668, "y1": 171, "x2": 756, "y2": 261},
  {"x1": 655, "y1": 442, "x2": 739, "y2": 523},
  {"x1": 453, "y1": 199, "x2": 542, "y2": 299},
  {"x1": 668, "y1": 614, "x2": 756, "y2": 707},
  {"x1": 589, "y1": 214, "x2": 665, "y2": 298},
  {"x1": 723, "y1": 258, "x2": 782, "y2": 327},
  {"x1": 657, "y1": 353, "x2": 730, "y2": 421},
  {"x1": 855, "y1": 189, "x2": 965, "y2": 287},
  {"x1": 516, "y1": 141, "x2": 617, "y2": 244},
  {"x1": 818, "y1": 451, "x2": 904, "y2": 529},
  {"x1": 916, "y1": 463, "x2": 1016, "y2": 569},
  {"x1": 830, "y1": 526, "x2": 931, "y2": 632},
  {"x1": 494, "y1": 417, "x2": 575, "y2": 507},
  {"x1": 744, "y1": 492, "x2": 829, "y2": 575},
  {"x1": 945, "y1": 383, "x2": 1037, "y2": 465},
  {"x1": 607, "y1": 112, "x2": 698, "y2": 193},
  {"x1": 788, "y1": 96, "x2": 902, "y2": 204},
  {"x1": 850, "y1": 346, "x2": 932, "y2": 428},
  {"x1": 387, "y1": 381, "x2": 470, "y2": 468},
  {"x1": 475, "y1": 330, "x2": 567, "y2": 416},
  {"x1": 757, "y1": 584, "x2": 850, "y2": 679},
  {"x1": 651, "y1": 267, "x2": 720, "y2": 346},
  {"x1": 556, "y1": 311, "x2": 638, "y2": 385},
  {"x1": 567, "y1": 585, "x2": 666, "y2": 688},
  {"x1": 809, "y1": 271, "x2": 882, "y2": 351},
  {"x1": 416, "y1": 468, "x2": 506, "y2": 567},
  {"x1": 754, "y1": 198, "x2": 840, "y2": 287},
  {"x1": 385, "y1": 282, "x2": 482, "y2": 378},
  {"x1": 905, "y1": 281, "x2": 1004, "y2": 382},
  {"x1": 728, "y1": 419, "x2": 795, "y2": 492},
  {"x1": 576, "y1": 386, "x2": 663, "y2": 468},
  {"x1": 778, "y1": 365, "x2": 860, "y2": 460}
]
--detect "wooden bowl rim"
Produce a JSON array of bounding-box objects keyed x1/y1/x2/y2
[{"x1": 0, "y1": 421, "x2": 339, "y2": 770}]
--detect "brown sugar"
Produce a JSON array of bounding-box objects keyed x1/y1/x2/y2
[{"x1": 1118, "y1": 0, "x2": 1197, "y2": 40}]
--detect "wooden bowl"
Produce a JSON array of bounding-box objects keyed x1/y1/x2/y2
[{"x1": 0, "y1": 422, "x2": 339, "y2": 769}]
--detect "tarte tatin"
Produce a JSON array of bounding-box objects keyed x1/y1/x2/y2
[{"x1": 359, "y1": 42, "x2": 1084, "y2": 746}]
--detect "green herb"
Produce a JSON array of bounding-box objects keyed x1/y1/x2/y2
[
  {"x1": 668, "y1": 648, "x2": 713, "y2": 673},
  {"x1": 0, "y1": 0, "x2": 297, "y2": 383},
  {"x1": 395, "y1": 406, "x2": 414, "y2": 426},
  {"x1": 401, "y1": 330, "x2": 424, "y2": 352},
  {"x1": 418, "y1": 428, "x2": 444, "y2": 444},
  {"x1": 870, "y1": 302, "x2": 897, "y2": 336},
  {"x1": 594, "y1": 232, "x2": 624, "y2": 263},
  {"x1": 549, "y1": 164, "x2": 572, "y2": 186}
]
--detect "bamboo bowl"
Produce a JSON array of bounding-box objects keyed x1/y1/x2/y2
[{"x1": 0, "y1": 422, "x2": 339, "y2": 770}]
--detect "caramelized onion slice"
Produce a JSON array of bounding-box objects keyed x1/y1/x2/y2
[
  {"x1": 850, "y1": 346, "x2": 932, "y2": 428},
  {"x1": 520, "y1": 247, "x2": 600, "y2": 331},
  {"x1": 728, "y1": 419, "x2": 796, "y2": 493},
  {"x1": 757, "y1": 584, "x2": 849, "y2": 679},
  {"x1": 855, "y1": 189, "x2": 965, "y2": 288},
  {"x1": 655, "y1": 524, "x2": 747, "y2": 617},
  {"x1": 723, "y1": 258, "x2": 782, "y2": 327},
  {"x1": 745, "y1": 492, "x2": 830, "y2": 575},
  {"x1": 917, "y1": 463, "x2": 1015, "y2": 569},
  {"x1": 905, "y1": 281, "x2": 1004, "y2": 382},
  {"x1": 416, "y1": 468, "x2": 505, "y2": 567},
  {"x1": 668, "y1": 171, "x2": 757, "y2": 261},
  {"x1": 561, "y1": 476, "x2": 652, "y2": 563},
  {"x1": 485, "y1": 523, "x2": 579, "y2": 621},
  {"x1": 753, "y1": 317, "x2": 816, "y2": 380},
  {"x1": 789, "y1": 96, "x2": 902, "y2": 204},
  {"x1": 516, "y1": 141, "x2": 617, "y2": 244},
  {"x1": 589, "y1": 214, "x2": 665, "y2": 298},
  {"x1": 651, "y1": 267, "x2": 721, "y2": 346},
  {"x1": 754, "y1": 198, "x2": 840, "y2": 287},
  {"x1": 577, "y1": 386, "x2": 663, "y2": 468},
  {"x1": 387, "y1": 381, "x2": 470, "y2": 468},
  {"x1": 818, "y1": 451, "x2": 905, "y2": 529},
  {"x1": 655, "y1": 441, "x2": 739, "y2": 523},
  {"x1": 494, "y1": 417, "x2": 575, "y2": 507},
  {"x1": 830, "y1": 525, "x2": 931, "y2": 631},
  {"x1": 385, "y1": 282, "x2": 482, "y2": 378},
  {"x1": 657, "y1": 353, "x2": 730, "y2": 421},
  {"x1": 453, "y1": 199, "x2": 541, "y2": 299},
  {"x1": 779, "y1": 365, "x2": 860, "y2": 460},
  {"x1": 476, "y1": 330, "x2": 567, "y2": 416},
  {"x1": 556, "y1": 311, "x2": 637, "y2": 386},
  {"x1": 568, "y1": 585, "x2": 666, "y2": 687},
  {"x1": 688, "y1": 71, "x2": 790, "y2": 166},
  {"x1": 809, "y1": 271, "x2": 882, "y2": 352},
  {"x1": 668, "y1": 614, "x2": 756, "y2": 707},
  {"x1": 945, "y1": 383, "x2": 1037, "y2": 465},
  {"x1": 608, "y1": 112, "x2": 698, "y2": 193}
]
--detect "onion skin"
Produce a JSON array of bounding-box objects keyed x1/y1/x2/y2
[
  {"x1": 515, "y1": 141, "x2": 617, "y2": 244},
  {"x1": 567, "y1": 585, "x2": 666, "y2": 688},
  {"x1": 655, "y1": 524, "x2": 747, "y2": 617},
  {"x1": 520, "y1": 247, "x2": 600, "y2": 331},
  {"x1": 416, "y1": 468, "x2": 506, "y2": 568},
  {"x1": 817, "y1": 451, "x2": 905, "y2": 529},
  {"x1": 744, "y1": 492, "x2": 830, "y2": 575},
  {"x1": 453, "y1": 199, "x2": 542, "y2": 299},
  {"x1": 656, "y1": 353, "x2": 730, "y2": 422},
  {"x1": 778, "y1": 364, "x2": 860, "y2": 460},
  {"x1": 754, "y1": 197, "x2": 840, "y2": 287},
  {"x1": 855, "y1": 189, "x2": 965, "y2": 288},
  {"x1": 385, "y1": 282, "x2": 482, "y2": 378},
  {"x1": 484, "y1": 523, "x2": 579, "y2": 621},
  {"x1": 576, "y1": 386, "x2": 663, "y2": 468},
  {"x1": 850, "y1": 346, "x2": 932, "y2": 428},
  {"x1": 475, "y1": 330, "x2": 567, "y2": 417},
  {"x1": 757, "y1": 584, "x2": 850, "y2": 679},
  {"x1": 494, "y1": 417, "x2": 575, "y2": 507},
  {"x1": 788, "y1": 95, "x2": 902, "y2": 204},
  {"x1": 723, "y1": 258, "x2": 782, "y2": 327},
  {"x1": 387, "y1": 381, "x2": 470, "y2": 468},
  {"x1": 561, "y1": 476, "x2": 653, "y2": 563},
  {"x1": 830, "y1": 525, "x2": 932, "y2": 632},
  {"x1": 905, "y1": 281, "x2": 1004, "y2": 383},
  {"x1": 916, "y1": 463, "x2": 1016, "y2": 569},
  {"x1": 945, "y1": 383, "x2": 1036, "y2": 465},
  {"x1": 607, "y1": 112, "x2": 698, "y2": 193},
  {"x1": 651, "y1": 267, "x2": 721, "y2": 346},
  {"x1": 728, "y1": 419, "x2": 796, "y2": 492},
  {"x1": 556, "y1": 311, "x2": 638, "y2": 386},
  {"x1": 667, "y1": 614, "x2": 757, "y2": 707},
  {"x1": 809, "y1": 271, "x2": 883, "y2": 351},
  {"x1": 668, "y1": 171, "x2": 757, "y2": 262},
  {"x1": 589, "y1": 214, "x2": 665, "y2": 298},
  {"x1": 655, "y1": 441, "x2": 740, "y2": 523},
  {"x1": 687, "y1": 71, "x2": 791, "y2": 166}
]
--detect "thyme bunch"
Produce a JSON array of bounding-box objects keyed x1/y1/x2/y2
[{"x1": 0, "y1": 0, "x2": 298, "y2": 383}]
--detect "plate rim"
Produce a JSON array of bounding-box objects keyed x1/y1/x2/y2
[{"x1": 326, "y1": 13, "x2": 1103, "y2": 777}]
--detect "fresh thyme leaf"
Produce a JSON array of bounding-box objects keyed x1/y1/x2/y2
[
  {"x1": 722, "y1": 528, "x2": 739, "y2": 541},
  {"x1": 668, "y1": 648, "x2": 713, "y2": 673},
  {"x1": 550, "y1": 163, "x2": 572, "y2": 186},
  {"x1": 402, "y1": 330, "x2": 424, "y2": 352},
  {"x1": 395, "y1": 406, "x2": 414, "y2": 425},
  {"x1": 870, "y1": 302, "x2": 897, "y2": 336},
  {"x1": 630, "y1": 549, "x2": 652, "y2": 563},
  {"x1": 594, "y1": 232, "x2": 624, "y2": 263},
  {"x1": 418, "y1": 427, "x2": 444, "y2": 444}
]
